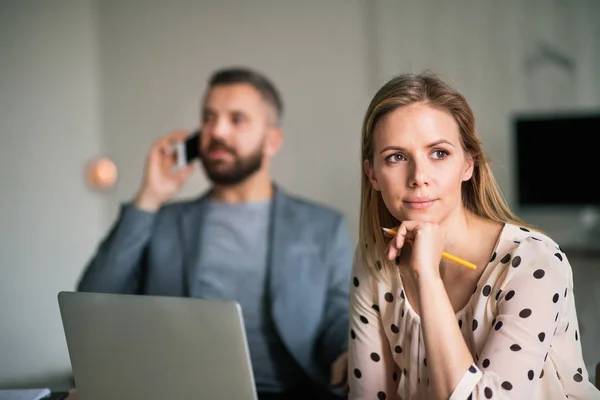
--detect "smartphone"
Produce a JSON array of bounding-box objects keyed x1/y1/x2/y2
[{"x1": 175, "y1": 130, "x2": 201, "y2": 169}]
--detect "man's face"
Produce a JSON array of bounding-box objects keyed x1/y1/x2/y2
[{"x1": 199, "y1": 83, "x2": 277, "y2": 185}]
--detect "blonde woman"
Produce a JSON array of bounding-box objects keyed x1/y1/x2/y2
[{"x1": 348, "y1": 72, "x2": 600, "y2": 400}]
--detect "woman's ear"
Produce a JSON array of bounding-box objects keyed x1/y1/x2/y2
[
  {"x1": 364, "y1": 158, "x2": 381, "y2": 191},
  {"x1": 462, "y1": 152, "x2": 475, "y2": 181}
]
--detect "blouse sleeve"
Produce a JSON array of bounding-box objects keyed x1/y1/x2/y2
[
  {"x1": 348, "y1": 248, "x2": 401, "y2": 400},
  {"x1": 450, "y1": 237, "x2": 569, "y2": 399}
]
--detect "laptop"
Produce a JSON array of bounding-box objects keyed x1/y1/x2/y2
[{"x1": 57, "y1": 291, "x2": 258, "y2": 400}]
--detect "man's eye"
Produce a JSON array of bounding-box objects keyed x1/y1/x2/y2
[{"x1": 232, "y1": 114, "x2": 245, "y2": 125}]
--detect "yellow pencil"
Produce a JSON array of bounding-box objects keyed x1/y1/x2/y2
[{"x1": 382, "y1": 227, "x2": 477, "y2": 270}]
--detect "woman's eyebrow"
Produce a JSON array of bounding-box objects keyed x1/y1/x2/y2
[{"x1": 379, "y1": 139, "x2": 454, "y2": 154}]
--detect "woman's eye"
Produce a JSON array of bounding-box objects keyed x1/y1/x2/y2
[
  {"x1": 432, "y1": 150, "x2": 449, "y2": 159},
  {"x1": 385, "y1": 154, "x2": 406, "y2": 163}
]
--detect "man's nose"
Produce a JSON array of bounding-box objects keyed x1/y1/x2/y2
[{"x1": 207, "y1": 119, "x2": 231, "y2": 140}]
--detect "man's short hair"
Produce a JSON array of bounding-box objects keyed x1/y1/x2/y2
[{"x1": 208, "y1": 67, "x2": 284, "y2": 124}]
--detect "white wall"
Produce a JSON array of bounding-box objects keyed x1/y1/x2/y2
[
  {"x1": 96, "y1": 0, "x2": 372, "y2": 241},
  {"x1": 0, "y1": 0, "x2": 105, "y2": 390}
]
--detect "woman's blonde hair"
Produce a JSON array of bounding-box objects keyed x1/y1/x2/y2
[{"x1": 359, "y1": 72, "x2": 536, "y2": 278}]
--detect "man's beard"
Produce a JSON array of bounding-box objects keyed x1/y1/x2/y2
[{"x1": 199, "y1": 139, "x2": 264, "y2": 186}]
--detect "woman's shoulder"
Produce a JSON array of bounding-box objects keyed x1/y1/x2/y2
[
  {"x1": 502, "y1": 223, "x2": 564, "y2": 258},
  {"x1": 492, "y1": 223, "x2": 571, "y2": 283}
]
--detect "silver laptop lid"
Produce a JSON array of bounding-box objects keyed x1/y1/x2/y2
[{"x1": 58, "y1": 291, "x2": 258, "y2": 400}]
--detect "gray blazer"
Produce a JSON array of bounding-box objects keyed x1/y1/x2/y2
[{"x1": 78, "y1": 185, "x2": 354, "y2": 390}]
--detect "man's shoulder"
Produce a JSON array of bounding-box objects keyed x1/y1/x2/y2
[
  {"x1": 157, "y1": 196, "x2": 205, "y2": 216},
  {"x1": 281, "y1": 189, "x2": 345, "y2": 221}
]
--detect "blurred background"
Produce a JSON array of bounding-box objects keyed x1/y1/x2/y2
[{"x1": 1, "y1": 0, "x2": 599, "y2": 390}]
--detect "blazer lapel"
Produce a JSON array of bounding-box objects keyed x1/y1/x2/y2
[
  {"x1": 269, "y1": 186, "x2": 291, "y2": 306},
  {"x1": 268, "y1": 187, "x2": 319, "y2": 375},
  {"x1": 177, "y1": 192, "x2": 210, "y2": 296}
]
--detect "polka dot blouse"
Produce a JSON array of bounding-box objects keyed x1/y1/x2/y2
[{"x1": 348, "y1": 223, "x2": 600, "y2": 399}]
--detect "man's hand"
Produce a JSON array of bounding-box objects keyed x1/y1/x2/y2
[
  {"x1": 133, "y1": 130, "x2": 194, "y2": 212},
  {"x1": 330, "y1": 351, "x2": 349, "y2": 395}
]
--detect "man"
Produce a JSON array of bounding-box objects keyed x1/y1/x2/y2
[{"x1": 78, "y1": 67, "x2": 352, "y2": 399}]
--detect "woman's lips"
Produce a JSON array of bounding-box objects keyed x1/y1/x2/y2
[{"x1": 403, "y1": 199, "x2": 436, "y2": 210}]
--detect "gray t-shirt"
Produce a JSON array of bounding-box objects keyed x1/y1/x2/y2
[{"x1": 197, "y1": 199, "x2": 305, "y2": 392}]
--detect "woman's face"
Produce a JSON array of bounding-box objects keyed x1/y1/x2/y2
[{"x1": 364, "y1": 103, "x2": 474, "y2": 224}]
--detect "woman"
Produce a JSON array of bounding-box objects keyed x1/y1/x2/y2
[{"x1": 348, "y1": 72, "x2": 600, "y2": 399}]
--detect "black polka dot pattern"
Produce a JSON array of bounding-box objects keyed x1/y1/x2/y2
[
  {"x1": 519, "y1": 308, "x2": 532, "y2": 318},
  {"x1": 484, "y1": 387, "x2": 493, "y2": 398},
  {"x1": 511, "y1": 256, "x2": 521, "y2": 268},
  {"x1": 538, "y1": 332, "x2": 545, "y2": 342},
  {"x1": 533, "y1": 269, "x2": 545, "y2": 279},
  {"x1": 347, "y1": 227, "x2": 589, "y2": 399},
  {"x1": 482, "y1": 285, "x2": 492, "y2": 296}
]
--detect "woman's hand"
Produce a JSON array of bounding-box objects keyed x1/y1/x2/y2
[{"x1": 386, "y1": 221, "x2": 446, "y2": 280}]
